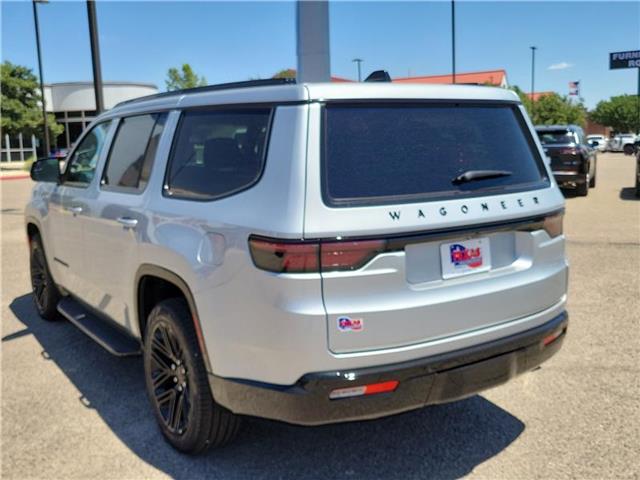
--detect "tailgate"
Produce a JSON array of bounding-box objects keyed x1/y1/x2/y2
[{"x1": 322, "y1": 226, "x2": 567, "y2": 354}]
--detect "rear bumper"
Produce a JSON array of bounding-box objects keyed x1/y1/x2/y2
[
  {"x1": 210, "y1": 311, "x2": 568, "y2": 426},
  {"x1": 553, "y1": 171, "x2": 586, "y2": 185}
]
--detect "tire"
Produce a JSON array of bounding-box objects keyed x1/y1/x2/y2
[
  {"x1": 623, "y1": 144, "x2": 634, "y2": 156},
  {"x1": 29, "y1": 233, "x2": 61, "y2": 321},
  {"x1": 143, "y1": 298, "x2": 240, "y2": 454},
  {"x1": 589, "y1": 165, "x2": 597, "y2": 188},
  {"x1": 576, "y1": 181, "x2": 589, "y2": 197}
]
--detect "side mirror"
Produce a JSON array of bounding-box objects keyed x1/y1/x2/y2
[
  {"x1": 30, "y1": 157, "x2": 61, "y2": 183},
  {"x1": 589, "y1": 140, "x2": 599, "y2": 147}
]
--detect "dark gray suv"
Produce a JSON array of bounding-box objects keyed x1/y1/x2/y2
[{"x1": 536, "y1": 125, "x2": 598, "y2": 196}]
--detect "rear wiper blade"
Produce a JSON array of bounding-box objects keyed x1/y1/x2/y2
[{"x1": 452, "y1": 169, "x2": 512, "y2": 185}]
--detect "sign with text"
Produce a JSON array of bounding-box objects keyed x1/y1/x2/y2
[{"x1": 610, "y1": 50, "x2": 640, "y2": 69}]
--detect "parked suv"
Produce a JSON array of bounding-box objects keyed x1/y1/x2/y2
[
  {"x1": 26, "y1": 80, "x2": 569, "y2": 454},
  {"x1": 536, "y1": 124, "x2": 597, "y2": 196}
]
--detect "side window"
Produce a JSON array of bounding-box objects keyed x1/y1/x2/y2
[
  {"x1": 64, "y1": 121, "x2": 112, "y2": 186},
  {"x1": 165, "y1": 108, "x2": 271, "y2": 200},
  {"x1": 102, "y1": 113, "x2": 167, "y2": 192}
]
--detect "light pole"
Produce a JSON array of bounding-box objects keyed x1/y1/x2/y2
[
  {"x1": 86, "y1": 0, "x2": 104, "y2": 113},
  {"x1": 32, "y1": 0, "x2": 50, "y2": 156},
  {"x1": 451, "y1": 0, "x2": 456, "y2": 84},
  {"x1": 530, "y1": 46, "x2": 537, "y2": 121},
  {"x1": 352, "y1": 58, "x2": 363, "y2": 82}
]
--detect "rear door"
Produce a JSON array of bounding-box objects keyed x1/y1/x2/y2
[
  {"x1": 80, "y1": 112, "x2": 168, "y2": 330},
  {"x1": 304, "y1": 102, "x2": 567, "y2": 354}
]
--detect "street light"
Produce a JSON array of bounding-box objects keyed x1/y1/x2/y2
[
  {"x1": 530, "y1": 46, "x2": 537, "y2": 121},
  {"x1": 86, "y1": 0, "x2": 104, "y2": 114},
  {"x1": 352, "y1": 58, "x2": 363, "y2": 82},
  {"x1": 32, "y1": 0, "x2": 50, "y2": 156}
]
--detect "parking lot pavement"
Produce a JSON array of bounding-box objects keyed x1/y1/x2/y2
[{"x1": 1, "y1": 152, "x2": 638, "y2": 479}]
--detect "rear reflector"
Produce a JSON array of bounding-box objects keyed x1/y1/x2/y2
[
  {"x1": 542, "y1": 328, "x2": 564, "y2": 347},
  {"x1": 329, "y1": 380, "x2": 399, "y2": 400}
]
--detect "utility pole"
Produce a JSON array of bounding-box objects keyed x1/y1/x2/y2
[
  {"x1": 451, "y1": 0, "x2": 456, "y2": 84},
  {"x1": 530, "y1": 46, "x2": 537, "y2": 121},
  {"x1": 352, "y1": 58, "x2": 363, "y2": 82},
  {"x1": 32, "y1": 0, "x2": 50, "y2": 156},
  {"x1": 86, "y1": 0, "x2": 104, "y2": 113}
]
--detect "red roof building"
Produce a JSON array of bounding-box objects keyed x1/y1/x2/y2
[
  {"x1": 393, "y1": 69, "x2": 508, "y2": 88},
  {"x1": 526, "y1": 91, "x2": 554, "y2": 101}
]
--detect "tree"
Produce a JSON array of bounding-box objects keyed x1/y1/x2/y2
[
  {"x1": 509, "y1": 85, "x2": 586, "y2": 126},
  {"x1": 165, "y1": 64, "x2": 207, "y2": 91},
  {"x1": 272, "y1": 69, "x2": 296, "y2": 79},
  {"x1": 590, "y1": 95, "x2": 639, "y2": 133},
  {"x1": 0, "y1": 61, "x2": 63, "y2": 145}
]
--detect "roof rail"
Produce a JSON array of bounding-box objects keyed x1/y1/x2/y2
[{"x1": 114, "y1": 77, "x2": 296, "y2": 108}]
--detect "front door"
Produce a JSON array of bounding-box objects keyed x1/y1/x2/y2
[{"x1": 47, "y1": 121, "x2": 113, "y2": 296}]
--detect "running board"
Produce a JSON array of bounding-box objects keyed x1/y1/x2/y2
[{"x1": 57, "y1": 297, "x2": 142, "y2": 357}]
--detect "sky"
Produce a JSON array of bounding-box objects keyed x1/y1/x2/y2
[{"x1": 2, "y1": 0, "x2": 639, "y2": 109}]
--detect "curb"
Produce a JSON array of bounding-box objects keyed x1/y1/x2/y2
[{"x1": 1, "y1": 174, "x2": 30, "y2": 181}]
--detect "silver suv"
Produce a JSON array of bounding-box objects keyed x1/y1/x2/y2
[{"x1": 26, "y1": 79, "x2": 569, "y2": 453}]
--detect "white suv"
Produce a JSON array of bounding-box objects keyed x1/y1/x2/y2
[{"x1": 26, "y1": 79, "x2": 568, "y2": 453}]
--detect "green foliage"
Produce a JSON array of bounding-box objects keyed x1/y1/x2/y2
[
  {"x1": 0, "y1": 61, "x2": 63, "y2": 142},
  {"x1": 165, "y1": 64, "x2": 207, "y2": 91},
  {"x1": 272, "y1": 69, "x2": 296, "y2": 79},
  {"x1": 509, "y1": 85, "x2": 586, "y2": 127},
  {"x1": 590, "y1": 95, "x2": 639, "y2": 133}
]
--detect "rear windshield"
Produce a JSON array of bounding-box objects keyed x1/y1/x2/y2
[
  {"x1": 323, "y1": 104, "x2": 549, "y2": 207},
  {"x1": 536, "y1": 129, "x2": 578, "y2": 145}
]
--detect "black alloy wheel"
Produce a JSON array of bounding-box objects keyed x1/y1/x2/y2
[
  {"x1": 29, "y1": 233, "x2": 61, "y2": 320},
  {"x1": 149, "y1": 322, "x2": 191, "y2": 435},
  {"x1": 144, "y1": 298, "x2": 240, "y2": 453}
]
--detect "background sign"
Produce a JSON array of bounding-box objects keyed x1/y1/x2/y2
[{"x1": 610, "y1": 50, "x2": 640, "y2": 69}]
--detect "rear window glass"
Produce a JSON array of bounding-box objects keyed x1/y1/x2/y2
[
  {"x1": 536, "y1": 130, "x2": 578, "y2": 145},
  {"x1": 165, "y1": 108, "x2": 271, "y2": 200},
  {"x1": 323, "y1": 104, "x2": 549, "y2": 207}
]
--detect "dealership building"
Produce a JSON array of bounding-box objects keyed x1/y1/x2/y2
[{"x1": 44, "y1": 81, "x2": 158, "y2": 149}]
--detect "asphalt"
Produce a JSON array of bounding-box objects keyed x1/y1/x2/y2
[{"x1": 1, "y1": 153, "x2": 639, "y2": 479}]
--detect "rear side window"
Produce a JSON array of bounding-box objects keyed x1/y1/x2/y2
[
  {"x1": 102, "y1": 113, "x2": 167, "y2": 192},
  {"x1": 165, "y1": 108, "x2": 271, "y2": 200},
  {"x1": 323, "y1": 104, "x2": 549, "y2": 207}
]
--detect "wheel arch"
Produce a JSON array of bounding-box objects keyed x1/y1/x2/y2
[{"x1": 135, "y1": 264, "x2": 213, "y2": 373}]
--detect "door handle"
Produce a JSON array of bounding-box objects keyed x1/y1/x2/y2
[
  {"x1": 116, "y1": 217, "x2": 138, "y2": 229},
  {"x1": 65, "y1": 206, "x2": 83, "y2": 215}
]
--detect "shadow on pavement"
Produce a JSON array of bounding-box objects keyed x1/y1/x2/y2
[
  {"x1": 619, "y1": 187, "x2": 639, "y2": 201},
  {"x1": 7, "y1": 293, "x2": 525, "y2": 480}
]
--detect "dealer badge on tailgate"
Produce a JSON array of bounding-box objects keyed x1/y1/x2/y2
[{"x1": 440, "y1": 237, "x2": 492, "y2": 279}]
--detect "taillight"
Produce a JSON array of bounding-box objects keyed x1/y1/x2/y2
[
  {"x1": 542, "y1": 212, "x2": 564, "y2": 238},
  {"x1": 558, "y1": 148, "x2": 578, "y2": 155},
  {"x1": 249, "y1": 236, "x2": 386, "y2": 273},
  {"x1": 248, "y1": 238, "x2": 319, "y2": 273},
  {"x1": 321, "y1": 240, "x2": 386, "y2": 271}
]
